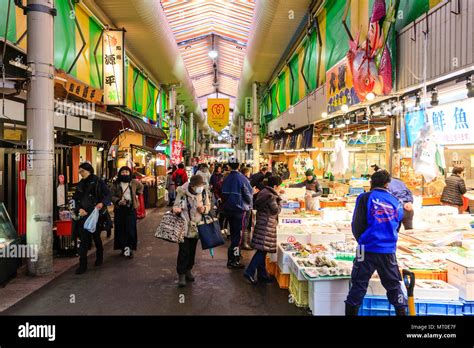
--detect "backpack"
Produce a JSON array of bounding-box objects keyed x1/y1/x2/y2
[{"x1": 175, "y1": 173, "x2": 184, "y2": 187}]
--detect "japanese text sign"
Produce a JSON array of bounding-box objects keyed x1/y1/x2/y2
[
  {"x1": 171, "y1": 140, "x2": 184, "y2": 165},
  {"x1": 326, "y1": 58, "x2": 360, "y2": 113},
  {"x1": 207, "y1": 98, "x2": 229, "y2": 132},
  {"x1": 103, "y1": 29, "x2": 125, "y2": 105},
  {"x1": 428, "y1": 99, "x2": 474, "y2": 145},
  {"x1": 244, "y1": 121, "x2": 253, "y2": 144},
  {"x1": 245, "y1": 97, "x2": 252, "y2": 120}
]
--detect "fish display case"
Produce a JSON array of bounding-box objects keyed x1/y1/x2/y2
[{"x1": 0, "y1": 203, "x2": 21, "y2": 285}]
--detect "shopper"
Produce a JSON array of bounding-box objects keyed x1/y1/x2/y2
[
  {"x1": 250, "y1": 166, "x2": 269, "y2": 191},
  {"x1": 210, "y1": 164, "x2": 223, "y2": 194},
  {"x1": 172, "y1": 163, "x2": 188, "y2": 188},
  {"x1": 244, "y1": 175, "x2": 282, "y2": 285},
  {"x1": 290, "y1": 169, "x2": 322, "y2": 210},
  {"x1": 240, "y1": 166, "x2": 253, "y2": 250},
  {"x1": 345, "y1": 170, "x2": 406, "y2": 316},
  {"x1": 111, "y1": 166, "x2": 144, "y2": 259},
  {"x1": 196, "y1": 163, "x2": 211, "y2": 186},
  {"x1": 215, "y1": 166, "x2": 230, "y2": 238},
  {"x1": 166, "y1": 166, "x2": 177, "y2": 206},
  {"x1": 388, "y1": 176, "x2": 414, "y2": 230},
  {"x1": 221, "y1": 157, "x2": 253, "y2": 269},
  {"x1": 173, "y1": 175, "x2": 211, "y2": 287},
  {"x1": 72, "y1": 162, "x2": 111, "y2": 275},
  {"x1": 441, "y1": 167, "x2": 467, "y2": 214},
  {"x1": 281, "y1": 164, "x2": 290, "y2": 180}
]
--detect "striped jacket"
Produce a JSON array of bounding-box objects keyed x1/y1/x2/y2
[{"x1": 441, "y1": 174, "x2": 467, "y2": 206}]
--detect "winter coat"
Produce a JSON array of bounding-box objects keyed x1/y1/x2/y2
[
  {"x1": 165, "y1": 173, "x2": 176, "y2": 193},
  {"x1": 210, "y1": 172, "x2": 223, "y2": 193},
  {"x1": 174, "y1": 182, "x2": 211, "y2": 238},
  {"x1": 251, "y1": 187, "x2": 282, "y2": 253},
  {"x1": 196, "y1": 169, "x2": 211, "y2": 185},
  {"x1": 72, "y1": 175, "x2": 111, "y2": 215},
  {"x1": 441, "y1": 174, "x2": 467, "y2": 206},
  {"x1": 111, "y1": 179, "x2": 144, "y2": 210},
  {"x1": 172, "y1": 168, "x2": 188, "y2": 187},
  {"x1": 221, "y1": 171, "x2": 253, "y2": 213}
]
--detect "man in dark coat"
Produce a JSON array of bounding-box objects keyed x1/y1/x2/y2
[
  {"x1": 244, "y1": 176, "x2": 282, "y2": 285},
  {"x1": 250, "y1": 166, "x2": 269, "y2": 191},
  {"x1": 221, "y1": 157, "x2": 253, "y2": 269},
  {"x1": 72, "y1": 162, "x2": 111, "y2": 274}
]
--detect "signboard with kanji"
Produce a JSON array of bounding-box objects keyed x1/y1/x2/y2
[
  {"x1": 207, "y1": 98, "x2": 229, "y2": 132},
  {"x1": 244, "y1": 121, "x2": 253, "y2": 144},
  {"x1": 245, "y1": 97, "x2": 252, "y2": 120},
  {"x1": 103, "y1": 29, "x2": 125, "y2": 105},
  {"x1": 428, "y1": 99, "x2": 474, "y2": 145},
  {"x1": 326, "y1": 58, "x2": 360, "y2": 113},
  {"x1": 171, "y1": 140, "x2": 184, "y2": 165}
]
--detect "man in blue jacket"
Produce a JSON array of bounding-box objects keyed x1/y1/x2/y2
[
  {"x1": 345, "y1": 170, "x2": 407, "y2": 316},
  {"x1": 221, "y1": 157, "x2": 253, "y2": 269}
]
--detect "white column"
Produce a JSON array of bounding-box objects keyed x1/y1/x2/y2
[{"x1": 26, "y1": 0, "x2": 56, "y2": 275}]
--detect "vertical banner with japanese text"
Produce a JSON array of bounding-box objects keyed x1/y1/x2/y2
[
  {"x1": 171, "y1": 140, "x2": 184, "y2": 165},
  {"x1": 207, "y1": 98, "x2": 229, "y2": 132},
  {"x1": 103, "y1": 29, "x2": 125, "y2": 105}
]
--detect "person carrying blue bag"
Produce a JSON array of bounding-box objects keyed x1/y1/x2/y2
[
  {"x1": 345, "y1": 170, "x2": 407, "y2": 316},
  {"x1": 173, "y1": 175, "x2": 211, "y2": 287}
]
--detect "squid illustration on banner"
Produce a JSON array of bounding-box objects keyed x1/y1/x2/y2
[{"x1": 207, "y1": 98, "x2": 230, "y2": 132}]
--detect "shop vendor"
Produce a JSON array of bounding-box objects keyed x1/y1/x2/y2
[{"x1": 289, "y1": 169, "x2": 323, "y2": 210}]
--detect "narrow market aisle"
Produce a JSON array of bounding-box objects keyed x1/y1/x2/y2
[{"x1": 3, "y1": 208, "x2": 307, "y2": 316}]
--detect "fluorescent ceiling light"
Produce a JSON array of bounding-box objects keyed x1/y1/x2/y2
[{"x1": 208, "y1": 50, "x2": 218, "y2": 59}]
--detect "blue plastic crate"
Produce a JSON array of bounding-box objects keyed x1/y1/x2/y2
[
  {"x1": 462, "y1": 300, "x2": 474, "y2": 316},
  {"x1": 282, "y1": 201, "x2": 301, "y2": 209},
  {"x1": 360, "y1": 296, "x2": 464, "y2": 316},
  {"x1": 349, "y1": 187, "x2": 365, "y2": 195}
]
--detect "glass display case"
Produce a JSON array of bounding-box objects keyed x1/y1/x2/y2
[{"x1": 0, "y1": 202, "x2": 20, "y2": 285}]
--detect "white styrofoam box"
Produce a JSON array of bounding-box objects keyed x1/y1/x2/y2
[
  {"x1": 308, "y1": 279, "x2": 350, "y2": 315},
  {"x1": 447, "y1": 273, "x2": 474, "y2": 301},
  {"x1": 310, "y1": 232, "x2": 345, "y2": 244},
  {"x1": 277, "y1": 245, "x2": 291, "y2": 274},
  {"x1": 368, "y1": 278, "x2": 459, "y2": 301},
  {"x1": 446, "y1": 214, "x2": 474, "y2": 228},
  {"x1": 321, "y1": 209, "x2": 352, "y2": 222},
  {"x1": 283, "y1": 187, "x2": 306, "y2": 200},
  {"x1": 447, "y1": 256, "x2": 474, "y2": 282},
  {"x1": 288, "y1": 256, "x2": 307, "y2": 281},
  {"x1": 309, "y1": 294, "x2": 347, "y2": 315},
  {"x1": 276, "y1": 227, "x2": 310, "y2": 245}
]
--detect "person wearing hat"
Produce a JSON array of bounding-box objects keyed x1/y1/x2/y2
[
  {"x1": 72, "y1": 162, "x2": 111, "y2": 274},
  {"x1": 221, "y1": 157, "x2": 253, "y2": 269},
  {"x1": 111, "y1": 166, "x2": 144, "y2": 259},
  {"x1": 290, "y1": 169, "x2": 323, "y2": 210},
  {"x1": 173, "y1": 175, "x2": 211, "y2": 287}
]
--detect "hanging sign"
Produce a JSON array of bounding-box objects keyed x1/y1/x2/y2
[
  {"x1": 26, "y1": 139, "x2": 33, "y2": 170},
  {"x1": 326, "y1": 58, "x2": 360, "y2": 114},
  {"x1": 244, "y1": 121, "x2": 253, "y2": 144},
  {"x1": 171, "y1": 140, "x2": 184, "y2": 165},
  {"x1": 245, "y1": 97, "x2": 253, "y2": 120},
  {"x1": 207, "y1": 98, "x2": 229, "y2": 132},
  {"x1": 427, "y1": 98, "x2": 474, "y2": 145},
  {"x1": 103, "y1": 29, "x2": 125, "y2": 105}
]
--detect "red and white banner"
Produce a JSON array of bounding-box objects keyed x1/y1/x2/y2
[
  {"x1": 171, "y1": 140, "x2": 184, "y2": 165},
  {"x1": 244, "y1": 121, "x2": 253, "y2": 144}
]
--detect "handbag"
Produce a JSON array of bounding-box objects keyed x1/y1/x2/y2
[
  {"x1": 197, "y1": 213, "x2": 224, "y2": 250},
  {"x1": 154, "y1": 211, "x2": 186, "y2": 243}
]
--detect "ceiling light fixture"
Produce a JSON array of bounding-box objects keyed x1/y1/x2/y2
[
  {"x1": 321, "y1": 112, "x2": 328, "y2": 118},
  {"x1": 467, "y1": 76, "x2": 474, "y2": 98},
  {"x1": 431, "y1": 88, "x2": 439, "y2": 106},
  {"x1": 285, "y1": 123, "x2": 295, "y2": 133},
  {"x1": 366, "y1": 92, "x2": 375, "y2": 101},
  {"x1": 341, "y1": 104, "x2": 349, "y2": 113}
]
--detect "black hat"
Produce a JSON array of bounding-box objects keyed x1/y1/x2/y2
[
  {"x1": 119, "y1": 166, "x2": 132, "y2": 174},
  {"x1": 79, "y1": 162, "x2": 94, "y2": 175}
]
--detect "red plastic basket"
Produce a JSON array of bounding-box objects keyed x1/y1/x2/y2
[{"x1": 56, "y1": 220, "x2": 72, "y2": 236}]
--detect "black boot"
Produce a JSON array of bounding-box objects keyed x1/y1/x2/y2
[
  {"x1": 75, "y1": 257, "x2": 87, "y2": 275},
  {"x1": 395, "y1": 306, "x2": 407, "y2": 316},
  {"x1": 95, "y1": 249, "x2": 103, "y2": 267},
  {"x1": 345, "y1": 303, "x2": 360, "y2": 316}
]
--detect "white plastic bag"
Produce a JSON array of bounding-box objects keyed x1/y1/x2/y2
[
  {"x1": 84, "y1": 208, "x2": 100, "y2": 233},
  {"x1": 164, "y1": 189, "x2": 169, "y2": 202}
]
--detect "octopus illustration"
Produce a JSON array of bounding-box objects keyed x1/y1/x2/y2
[{"x1": 342, "y1": 0, "x2": 399, "y2": 101}]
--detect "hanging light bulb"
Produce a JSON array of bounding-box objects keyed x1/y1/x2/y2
[
  {"x1": 341, "y1": 104, "x2": 349, "y2": 113},
  {"x1": 321, "y1": 111, "x2": 328, "y2": 118},
  {"x1": 366, "y1": 92, "x2": 375, "y2": 101}
]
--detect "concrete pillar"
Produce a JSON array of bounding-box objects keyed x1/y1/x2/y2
[
  {"x1": 26, "y1": 0, "x2": 56, "y2": 275},
  {"x1": 188, "y1": 112, "x2": 194, "y2": 165},
  {"x1": 252, "y1": 82, "x2": 260, "y2": 172}
]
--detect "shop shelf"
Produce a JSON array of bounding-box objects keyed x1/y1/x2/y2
[
  {"x1": 359, "y1": 295, "x2": 464, "y2": 316},
  {"x1": 461, "y1": 300, "x2": 474, "y2": 316},
  {"x1": 265, "y1": 256, "x2": 277, "y2": 277},
  {"x1": 275, "y1": 266, "x2": 290, "y2": 289},
  {"x1": 289, "y1": 272, "x2": 308, "y2": 307}
]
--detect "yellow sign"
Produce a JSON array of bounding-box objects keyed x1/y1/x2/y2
[
  {"x1": 207, "y1": 98, "x2": 229, "y2": 132},
  {"x1": 103, "y1": 29, "x2": 125, "y2": 105}
]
